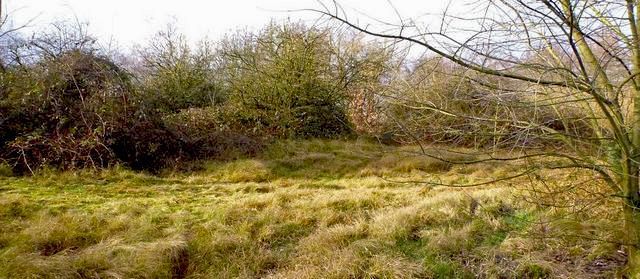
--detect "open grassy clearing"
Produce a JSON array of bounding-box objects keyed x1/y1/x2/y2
[{"x1": 0, "y1": 140, "x2": 626, "y2": 278}]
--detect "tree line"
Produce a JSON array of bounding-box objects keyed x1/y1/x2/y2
[{"x1": 0, "y1": 19, "x2": 591, "y2": 174}]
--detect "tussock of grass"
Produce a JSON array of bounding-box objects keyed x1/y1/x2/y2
[{"x1": 0, "y1": 140, "x2": 624, "y2": 278}]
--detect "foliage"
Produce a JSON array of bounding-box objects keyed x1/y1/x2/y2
[
  {"x1": 219, "y1": 22, "x2": 355, "y2": 138},
  {"x1": 136, "y1": 25, "x2": 224, "y2": 113}
]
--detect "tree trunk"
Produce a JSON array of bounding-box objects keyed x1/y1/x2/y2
[
  {"x1": 624, "y1": 158, "x2": 640, "y2": 277},
  {"x1": 625, "y1": 205, "x2": 640, "y2": 277},
  {"x1": 629, "y1": 0, "x2": 640, "y2": 275}
]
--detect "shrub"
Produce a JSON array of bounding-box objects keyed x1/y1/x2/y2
[
  {"x1": 107, "y1": 107, "x2": 264, "y2": 172},
  {"x1": 383, "y1": 57, "x2": 595, "y2": 148},
  {"x1": 136, "y1": 26, "x2": 224, "y2": 114},
  {"x1": 106, "y1": 118, "x2": 182, "y2": 172},
  {"x1": 219, "y1": 22, "x2": 355, "y2": 138},
  {"x1": 162, "y1": 107, "x2": 264, "y2": 161},
  {"x1": 0, "y1": 50, "x2": 131, "y2": 173}
]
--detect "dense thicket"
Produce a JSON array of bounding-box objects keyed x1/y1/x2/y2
[
  {"x1": 0, "y1": 21, "x2": 389, "y2": 173},
  {"x1": 383, "y1": 57, "x2": 595, "y2": 148},
  {"x1": 0, "y1": 20, "x2": 594, "y2": 174}
]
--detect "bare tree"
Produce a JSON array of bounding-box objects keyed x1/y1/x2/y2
[{"x1": 312, "y1": 0, "x2": 640, "y2": 275}]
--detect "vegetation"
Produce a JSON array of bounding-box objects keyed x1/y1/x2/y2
[
  {"x1": 0, "y1": 20, "x2": 396, "y2": 173},
  {"x1": 0, "y1": 140, "x2": 625, "y2": 278},
  {"x1": 316, "y1": 0, "x2": 640, "y2": 275},
  {"x1": 0, "y1": 0, "x2": 638, "y2": 276}
]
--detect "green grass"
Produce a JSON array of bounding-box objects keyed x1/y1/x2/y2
[{"x1": 0, "y1": 139, "x2": 625, "y2": 278}]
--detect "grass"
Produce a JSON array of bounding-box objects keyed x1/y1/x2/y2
[{"x1": 0, "y1": 139, "x2": 626, "y2": 278}]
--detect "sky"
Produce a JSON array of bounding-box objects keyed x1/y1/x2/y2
[{"x1": 3, "y1": 0, "x2": 463, "y2": 50}]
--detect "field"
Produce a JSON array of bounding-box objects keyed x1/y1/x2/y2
[{"x1": 0, "y1": 140, "x2": 625, "y2": 278}]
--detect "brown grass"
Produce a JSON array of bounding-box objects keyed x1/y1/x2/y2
[{"x1": 0, "y1": 139, "x2": 625, "y2": 278}]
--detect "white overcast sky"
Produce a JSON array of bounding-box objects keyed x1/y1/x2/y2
[{"x1": 4, "y1": 0, "x2": 465, "y2": 49}]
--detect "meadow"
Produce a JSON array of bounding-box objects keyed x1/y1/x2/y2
[{"x1": 0, "y1": 140, "x2": 624, "y2": 278}]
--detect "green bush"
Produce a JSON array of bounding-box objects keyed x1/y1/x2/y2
[
  {"x1": 219, "y1": 22, "x2": 354, "y2": 138},
  {"x1": 136, "y1": 27, "x2": 224, "y2": 113}
]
